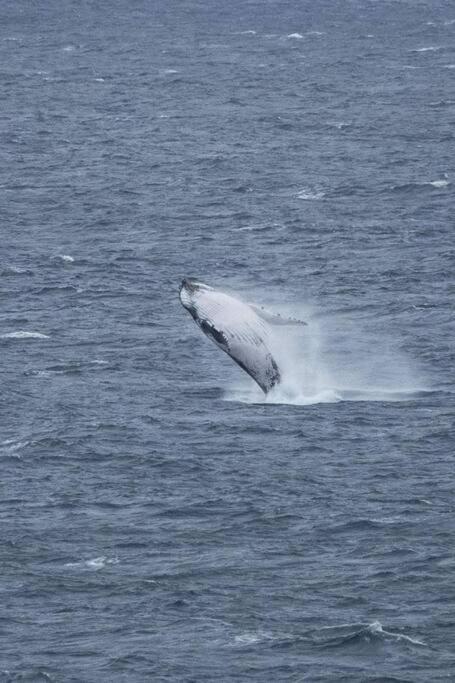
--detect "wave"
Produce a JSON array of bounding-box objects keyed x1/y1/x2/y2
[
  {"x1": 390, "y1": 177, "x2": 449, "y2": 192},
  {"x1": 410, "y1": 45, "x2": 443, "y2": 52},
  {"x1": 1, "y1": 265, "x2": 33, "y2": 276},
  {"x1": 229, "y1": 621, "x2": 426, "y2": 657},
  {"x1": 0, "y1": 331, "x2": 49, "y2": 339},
  {"x1": 56, "y1": 253, "x2": 74, "y2": 263},
  {"x1": 26, "y1": 359, "x2": 110, "y2": 377},
  {"x1": 0, "y1": 439, "x2": 29, "y2": 458},
  {"x1": 296, "y1": 188, "x2": 326, "y2": 200},
  {"x1": 313, "y1": 621, "x2": 427, "y2": 650},
  {"x1": 64, "y1": 556, "x2": 119, "y2": 570}
]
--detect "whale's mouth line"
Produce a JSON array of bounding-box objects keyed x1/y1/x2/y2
[{"x1": 180, "y1": 277, "x2": 213, "y2": 295}]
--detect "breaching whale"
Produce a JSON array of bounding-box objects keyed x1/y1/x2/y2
[{"x1": 179, "y1": 278, "x2": 306, "y2": 393}]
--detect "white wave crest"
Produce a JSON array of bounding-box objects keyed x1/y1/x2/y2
[
  {"x1": 296, "y1": 188, "x2": 325, "y2": 200},
  {"x1": 411, "y1": 45, "x2": 442, "y2": 52},
  {"x1": 0, "y1": 331, "x2": 49, "y2": 339},
  {"x1": 64, "y1": 556, "x2": 119, "y2": 570},
  {"x1": 367, "y1": 620, "x2": 426, "y2": 646}
]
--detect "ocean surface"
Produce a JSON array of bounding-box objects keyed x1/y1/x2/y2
[{"x1": 1, "y1": 0, "x2": 454, "y2": 680}]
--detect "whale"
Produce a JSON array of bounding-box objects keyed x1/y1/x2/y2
[{"x1": 179, "y1": 278, "x2": 306, "y2": 393}]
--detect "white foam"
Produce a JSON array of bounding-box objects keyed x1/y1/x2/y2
[
  {"x1": 65, "y1": 556, "x2": 119, "y2": 570},
  {"x1": 296, "y1": 188, "x2": 325, "y2": 200},
  {"x1": 287, "y1": 33, "x2": 304, "y2": 39},
  {"x1": 429, "y1": 178, "x2": 449, "y2": 188},
  {"x1": 234, "y1": 633, "x2": 262, "y2": 645},
  {"x1": 368, "y1": 621, "x2": 426, "y2": 646},
  {"x1": 328, "y1": 121, "x2": 350, "y2": 130},
  {"x1": 0, "y1": 439, "x2": 29, "y2": 457},
  {"x1": 0, "y1": 331, "x2": 49, "y2": 339},
  {"x1": 234, "y1": 631, "x2": 277, "y2": 645},
  {"x1": 412, "y1": 46, "x2": 442, "y2": 52},
  {"x1": 319, "y1": 621, "x2": 426, "y2": 647}
]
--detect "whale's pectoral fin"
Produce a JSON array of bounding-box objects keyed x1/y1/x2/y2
[
  {"x1": 250, "y1": 305, "x2": 307, "y2": 326},
  {"x1": 199, "y1": 319, "x2": 230, "y2": 351}
]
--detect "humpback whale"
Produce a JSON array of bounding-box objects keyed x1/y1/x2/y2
[{"x1": 179, "y1": 278, "x2": 306, "y2": 393}]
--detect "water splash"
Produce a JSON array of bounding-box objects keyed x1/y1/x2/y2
[{"x1": 225, "y1": 301, "x2": 427, "y2": 405}]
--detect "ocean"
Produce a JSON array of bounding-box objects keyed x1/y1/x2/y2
[{"x1": 1, "y1": 0, "x2": 454, "y2": 680}]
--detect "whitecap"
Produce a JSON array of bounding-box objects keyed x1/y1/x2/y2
[
  {"x1": 62, "y1": 45, "x2": 76, "y2": 52},
  {"x1": 429, "y1": 178, "x2": 449, "y2": 188},
  {"x1": 296, "y1": 188, "x2": 325, "y2": 200},
  {"x1": 94, "y1": 77, "x2": 105, "y2": 82},
  {"x1": 328, "y1": 121, "x2": 351, "y2": 130},
  {"x1": 287, "y1": 33, "x2": 304, "y2": 39},
  {"x1": 318, "y1": 621, "x2": 427, "y2": 647},
  {"x1": 368, "y1": 621, "x2": 426, "y2": 646},
  {"x1": 411, "y1": 46, "x2": 442, "y2": 52},
  {"x1": 234, "y1": 633, "x2": 262, "y2": 645},
  {"x1": 238, "y1": 30, "x2": 256, "y2": 35},
  {"x1": 233, "y1": 630, "x2": 279, "y2": 646},
  {"x1": 58, "y1": 254, "x2": 74, "y2": 262},
  {"x1": 162, "y1": 69, "x2": 179, "y2": 74},
  {"x1": 0, "y1": 439, "x2": 29, "y2": 457},
  {"x1": 65, "y1": 556, "x2": 119, "y2": 570},
  {"x1": 0, "y1": 331, "x2": 49, "y2": 339},
  {"x1": 307, "y1": 31, "x2": 325, "y2": 36}
]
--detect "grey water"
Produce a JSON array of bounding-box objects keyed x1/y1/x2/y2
[{"x1": 1, "y1": 0, "x2": 455, "y2": 680}]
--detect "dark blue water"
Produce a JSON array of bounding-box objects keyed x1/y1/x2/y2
[{"x1": 1, "y1": 0, "x2": 455, "y2": 680}]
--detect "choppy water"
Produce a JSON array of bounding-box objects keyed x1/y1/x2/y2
[{"x1": 1, "y1": 0, "x2": 455, "y2": 680}]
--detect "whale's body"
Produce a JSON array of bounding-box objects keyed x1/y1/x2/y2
[{"x1": 179, "y1": 279, "x2": 305, "y2": 393}]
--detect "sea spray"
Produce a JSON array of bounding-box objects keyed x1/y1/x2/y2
[{"x1": 224, "y1": 296, "x2": 426, "y2": 405}]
